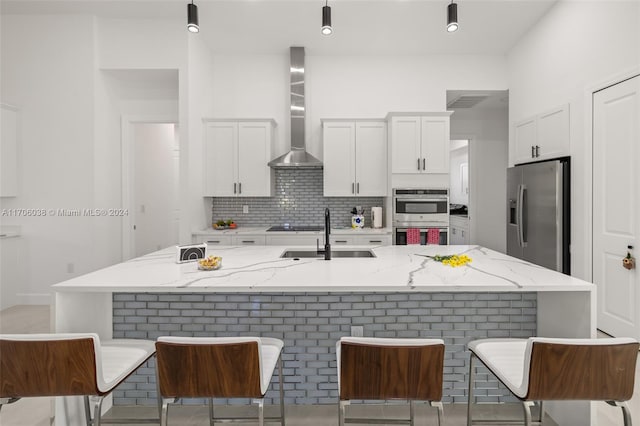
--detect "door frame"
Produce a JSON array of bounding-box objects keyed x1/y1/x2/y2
[
  {"x1": 585, "y1": 66, "x2": 640, "y2": 283},
  {"x1": 450, "y1": 133, "x2": 476, "y2": 244},
  {"x1": 121, "y1": 115, "x2": 178, "y2": 261}
]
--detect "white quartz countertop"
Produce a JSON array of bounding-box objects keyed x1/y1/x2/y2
[{"x1": 52, "y1": 245, "x2": 594, "y2": 293}]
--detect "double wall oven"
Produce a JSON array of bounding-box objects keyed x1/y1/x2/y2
[{"x1": 393, "y1": 188, "x2": 449, "y2": 245}]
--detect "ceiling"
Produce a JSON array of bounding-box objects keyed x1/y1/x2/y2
[{"x1": 2, "y1": 0, "x2": 557, "y2": 55}]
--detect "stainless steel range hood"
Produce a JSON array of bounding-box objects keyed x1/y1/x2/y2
[{"x1": 268, "y1": 47, "x2": 322, "y2": 169}]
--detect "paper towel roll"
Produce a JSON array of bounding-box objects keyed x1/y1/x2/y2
[{"x1": 371, "y1": 207, "x2": 383, "y2": 228}]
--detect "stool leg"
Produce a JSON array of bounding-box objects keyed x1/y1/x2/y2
[
  {"x1": 607, "y1": 401, "x2": 632, "y2": 426},
  {"x1": 522, "y1": 401, "x2": 534, "y2": 426},
  {"x1": 91, "y1": 396, "x2": 105, "y2": 426},
  {"x1": 209, "y1": 398, "x2": 215, "y2": 426},
  {"x1": 431, "y1": 401, "x2": 444, "y2": 426},
  {"x1": 257, "y1": 398, "x2": 264, "y2": 426},
  {"x1": 410, "y1": 400, "x2": 415, "y2": 426},
  {"x1": 84, "y1": 396, "x2": 92, "y2": 426},
  {"x1": 161, "y1": 398, "x2": 170, "y2": 426},
  {"x1": 467, "y1": 353, "x2": 475, "y2": 426},
  {"x1": 339, "y1": 400, "x2": 348, "y2": 426},
  {"x1": 278, "y1": 356, "x2": 285, "y2": 426}
]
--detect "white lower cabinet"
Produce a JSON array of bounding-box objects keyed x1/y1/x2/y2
[
  {"x1": 331, "y1": 234, "x2": 392, "y2": 246},
  {"x1": 231, "y1": 235, "x2": 266, "y2": 246},
  {"x1": 265, "y1": 234, "x2": 322, "y2": 246},
  {"x1": 449, "y1": 216, "x2": 469, "y2": 245},
  {"x1": 193, "y1": 235, "x2": 233, "y2": 245}
]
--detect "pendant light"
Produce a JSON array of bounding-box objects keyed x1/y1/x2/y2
[
  {"x1": 187, "y1": 0, "x2": 199, "y2": 33},
  {"x1": 321, "y1": 0, "x2": 332, "y2": 36},
  {"x1": 447, "y1": 1, "x2": 458, "y2": 33}
]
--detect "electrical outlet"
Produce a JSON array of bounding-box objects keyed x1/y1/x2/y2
[
  {"x1": 350, "y1": 326, "x2": 364, "y2": 337},
  {"x1": 243, "y1": 205, "x2": 249, "y2": 214}
]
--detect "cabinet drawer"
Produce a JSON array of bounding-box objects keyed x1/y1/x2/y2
[
  {"x1": 266, "y1": 234, "x2": 321, "y2": 246},
  {"x1": 193, "y1": 235, "x2": 232, "y2": 245},
  {"x1": 231, "y1": 235, "x2": 266, "y2": 245}
]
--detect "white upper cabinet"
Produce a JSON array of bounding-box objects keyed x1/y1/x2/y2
[
  {"x1": 322, "y1": 120, "x2": 387, "y2": 197},
  {"x1": 203, "y1": 119, "x2": 275, "y2": 197},
  {"x1": 513, "y1": 104, "x2": 569, "y2": 164},
  {"x1": 389, "y1": 112, "x2": 451, "y2": 174}
]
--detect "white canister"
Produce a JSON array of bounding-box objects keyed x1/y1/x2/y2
[{"x1": 371, "y1": 207, "x2": 383, "y2": 228}]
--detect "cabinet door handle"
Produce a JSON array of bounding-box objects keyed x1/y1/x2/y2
[
  {"x1": 239, "y1": 182, "x2": 242, "y2": 194},
  {"x1": 234, "y1": 183, "x2": 237, "y2": 194},
  {"x1": 417, "y1": 158, "x2": 421, "y2": 170},
  {"x1": 535, "y1": 145, "x2": 540, "y2": 157},
  {"x1": 356, "y1": 182, "x2": 360, "y2": 194},
  {"x1": 335, "y1": 240, "x2": 348, "y2": 244},
  {"x1": 208, "y1": 240, "x2": 221, "y2": 244},
  {"x1": 462, "y1": 230, "x2": 465, "y2": 237},
  {"x1": 369, "y1": 240, "x2": 382, "y2": 244},
  {"x1": 422, "y1": 158, "x2": 426, "y2": 170},
  {"x1": 241, "y1": 240, "x2": 255, "y2": 244},
  {"x1": 531, "y1": 146, "x2": 535, "y2": 158},
  {"x1": 352, "y1": 183, "x2": 355, "y2": 194}
]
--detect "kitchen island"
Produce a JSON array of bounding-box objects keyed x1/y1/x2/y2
[{"x1": 53, "y1": 245, "x2": 596, "y2": 425}]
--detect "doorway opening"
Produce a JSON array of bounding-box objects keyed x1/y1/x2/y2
[
  {"x1": 122, "y1": 119, "x2": 180, "y2": 259},
  {"x1": 449, "y1": 140, "x2": 469, "y2": 244}
]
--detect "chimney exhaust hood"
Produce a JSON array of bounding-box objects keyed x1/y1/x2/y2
[{"x1": 268, "y1": 47, "x2": 322, "y2": 169}]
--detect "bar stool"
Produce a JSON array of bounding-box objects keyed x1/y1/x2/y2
[
  {"x1": 336, "y1": 337, "x2": 445, "y2": 426},
  {"x1": 466, "y1": 337, "x2": 639, "y2": 426},
  {"x1": 155, "y1": 336, "x2": 285, "y2": 426},
  {"x1": 0, "y1": 333, "x2": 158, "y2": 426}
]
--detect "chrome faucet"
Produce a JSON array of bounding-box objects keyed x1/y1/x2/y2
[{"x1": 316, "y1": 208, "x2": 331, "y2": 260}]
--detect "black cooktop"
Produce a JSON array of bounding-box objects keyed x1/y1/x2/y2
[{"x1": 266, "y1": 225, "x2": 324, "y2": 232}]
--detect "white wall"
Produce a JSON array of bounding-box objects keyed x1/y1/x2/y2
[
  {"x1": 0, "y1": 14, "x2": 96, "y2": 304},
  {"x1": 210, "y1": 54, "x2": 508, "y2": 162},
  {"x1": 186, "y1": 35, "x2": 216, "y2": 237},
  {"x1": 0, "y1": 14, "x2": 185, "y2": 305},
  {"x1": 507, "y1": 0, "x2": 640, "y2": 280},
  {"x1": 451, "y1": 108, "x2": 509, "y2": 253}
]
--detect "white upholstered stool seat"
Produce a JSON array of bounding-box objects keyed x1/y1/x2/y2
[
  {"x1": 466, "y1": 337, "x2": 639, "y2": 426},
  {"x1": 336, "y1": 337, "x2": 445, "y2": 426},
  {"x1": 155, "y1": 336, "x2": 285, "y2": 426},
  {"x1": 0, "y1": 333, "x2": 157, "y2": 426}
]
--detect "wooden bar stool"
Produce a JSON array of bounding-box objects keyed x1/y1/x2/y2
[
  {"x1": 466, "y1": 337, "x2": 639, "y2": 426},
  {"x1": 0, "y1": 333, "x2": 158, "y2": 426},
  {"x1": 155, "y1": 336, "x2": 285, "y2": 426},
  {"x1": 336, "y1": 337, "x2": 445, "y2": 426}
]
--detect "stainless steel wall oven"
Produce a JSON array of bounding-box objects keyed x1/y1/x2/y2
[{"x1": 392, "y1": 188, "x2": 449, "y2": 245}]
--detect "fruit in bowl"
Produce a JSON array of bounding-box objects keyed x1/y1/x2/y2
[
  {"x1": 198, "y1": 255, "x2": 222, "y2": 270},
  {"x1": 213, "y1": 220, "x2": 227, "y2": 230},
  {"x1": 227, "y1": 220, "x2": 237, "y2": 229}
]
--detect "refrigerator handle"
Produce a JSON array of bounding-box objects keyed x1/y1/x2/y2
[{"x1": 518, "y1": 184, "x2": 527, "y2": 247}]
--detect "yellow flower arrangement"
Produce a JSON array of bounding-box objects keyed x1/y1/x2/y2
[{"x1": 424, "y1": 254, "x2": 472, "y2": 267}]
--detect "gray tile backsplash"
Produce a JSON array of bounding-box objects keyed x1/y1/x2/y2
[{"x1": 212, "y1": 169, "x2": 385, "y2": 228}]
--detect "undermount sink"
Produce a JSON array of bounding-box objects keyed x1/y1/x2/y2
[{"x1": 280, "y1": 249, "x2": 376, "y2": 259}]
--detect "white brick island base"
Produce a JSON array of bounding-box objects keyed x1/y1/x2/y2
[
  {"x1": 53, "y1": 245, "x2": 596, "y2": 425},
  {"x1": 112, "y1": 291, "x2": 537, "y2": 405}
]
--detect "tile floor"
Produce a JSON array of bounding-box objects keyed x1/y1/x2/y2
[{"x1": 0, "y1": 305, "x2": 638, "y2": 425}]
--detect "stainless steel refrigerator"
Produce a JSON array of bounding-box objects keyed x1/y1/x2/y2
[{"x1": 507, "y1": 158, "x2": 570, "y2": 274}]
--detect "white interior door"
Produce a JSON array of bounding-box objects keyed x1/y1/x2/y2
[
  {"x1": 593, "y1": 75, "x2": 640, "y2": 339},
  {"x1": 133, "y1": 123, "x2": 180, "y2": 257}
]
